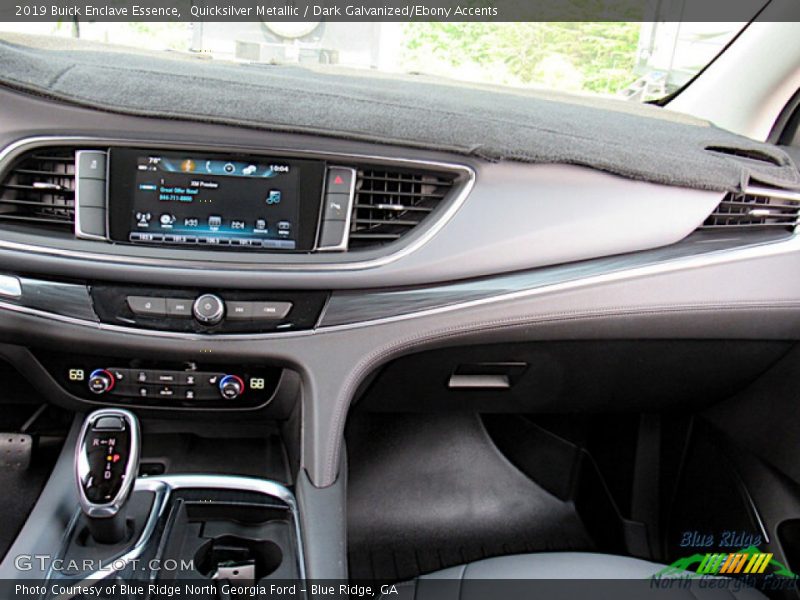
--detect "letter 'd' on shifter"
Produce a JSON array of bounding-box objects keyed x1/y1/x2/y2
[{"x1": 75, "y1": 408, "x2": 140, "y2": 543}]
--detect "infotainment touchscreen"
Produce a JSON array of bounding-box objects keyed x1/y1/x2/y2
[{"x1": 108, "y1": 149, "x2": 325, "y2": 251}]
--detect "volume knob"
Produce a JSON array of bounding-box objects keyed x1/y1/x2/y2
[{"x1": 193, "y1": 294, "x2": 225, "y2": 325}]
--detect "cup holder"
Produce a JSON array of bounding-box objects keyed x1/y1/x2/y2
[{"x1": 195, "y1": 535, "x2": 283, "y2": 580}]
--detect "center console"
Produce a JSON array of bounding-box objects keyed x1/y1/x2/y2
[{"x1": 46, "y1": 409, "x2": 304, "y2": 597}]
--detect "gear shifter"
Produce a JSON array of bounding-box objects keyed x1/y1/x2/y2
[{"x1": 75, "y1": 408, "x2": 140, "y2": 544}]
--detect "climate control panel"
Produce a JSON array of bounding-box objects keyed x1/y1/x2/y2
[{"x1": 43, "y1": 354, "x2": 281, "y2": 409}]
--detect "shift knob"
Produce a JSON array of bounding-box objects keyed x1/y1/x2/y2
[{"x1": 75, "y1": 408, "x2": 140, "y2": 544}]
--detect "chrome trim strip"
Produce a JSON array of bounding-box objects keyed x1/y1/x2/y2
[
  {"x1": 318, "y1": 231, "x2": 800, "y2": 332},
  {"x1": 316, "y1": 166, "x2": 357, "y2": 252},
  {"x1": 0, "y1": 298, "x2": 315, "y2": 339},
  {"x1": 49, "y1": 478, "x2": 170, "y2": 597},
  {"x1": 0, "y1": 232, "x2": 798, "y2": 339},
  {"x1": 73, "y1": 150, "x2": 109, "y2": 242},
  {"x1": 51, "y1": 475, "x2": 305, "y2": 597},
  {"x1": 745, "y1": 184, "x2": 800, "y2": 203},
  {"x1": 0, "y1": 136, "x2": 475, "y2": 272},
  {"x1": 75, "y1": 408, "x2": 141, "y2": 519},
  {"x1": 0, "y1": 274, "x2": 21, "y2": 298}
]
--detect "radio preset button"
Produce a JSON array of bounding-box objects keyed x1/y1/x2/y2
[
  {"x1": 252, "y1": 301, "x2": 292, "y2": 320},
  {"x1": 166, "y1": 298, "x2": 192, "y2": 317},
  {"x1": 226, "y1": 301, "x2": 253, "y2": 320}
]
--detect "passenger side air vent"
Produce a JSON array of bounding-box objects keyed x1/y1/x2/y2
[
  {"x1": 700, "y1": 186, "x2": 800, "y2": 231},
  {"x1": 348, "y1": 168, "x2": 456, "y2": 248},
  {"x1": 0, "y1": 148, "x2": 76, "y2": 230}
]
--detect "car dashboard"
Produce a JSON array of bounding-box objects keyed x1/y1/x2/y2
[{"x1": 1, "y1": 79, "x2": 800, "y2": 588}]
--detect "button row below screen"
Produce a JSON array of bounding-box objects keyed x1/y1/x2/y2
[{"x1": 126, "y1": 296, "x2": 292, "y2": 320}]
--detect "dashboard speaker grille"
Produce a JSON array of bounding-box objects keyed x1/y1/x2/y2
[
  {"x1": 348, "y1": 168, "x2": 456, "y2": 248},
  {"x1": 0, "y1": 148, "x2": 76, "y2": 230},
  {"x1": 700, "y1": 187, "x2": 800, "y2": 231}
]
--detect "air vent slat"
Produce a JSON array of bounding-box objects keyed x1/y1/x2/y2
[
  {"x1": 13, "y1": 168, "x2": 76, "y2": 178},
  {"x1": 353, "y1": 204, "x2": 434, "y2": 213},
  {"x1": 701, "y1": 223, "x2": 794, "y2": 229},
  {"x1": 0, "y1": 214, "x2": 75, "y2": 225},
  {"x1": 700, "y1": 189, "x2": 800, "y2": 232},
  {"x1": 30, "y1": 154, "x2": 75, "y2": 163},
  {"x1": 2, "y1": 183, "x2": 74, "y2": 195},
  {"x1": 352, "y1": 190, "x2": 447, "y2": 200},
  {"x1": 348, "y1": 167, "x2": 456, "y2": 249},
  {"x1": 349, "y1": 232, "x2": 404, "y2": 240},
  {"x1": 359, "y1": 174, "x2": 454, "y2": 186},
  {"x1": 716, "y1": 199, "x2": 798, "y2": 209},
  {"x1": 0, "y1": 198, "x2": 75, "y2": 208},
  {"x1": 354, "y1": 218, "x2": 420, "y2": 227},
  {"x1": 0, "y1": 147, "x2": 77, "y2": 230}
]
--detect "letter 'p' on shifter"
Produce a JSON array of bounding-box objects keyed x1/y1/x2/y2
[{"x1": 75, "y1": 408, "x2": 140, "y2": 544}]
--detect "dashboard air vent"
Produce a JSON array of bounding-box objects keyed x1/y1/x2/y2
[
  {"x1": 700, "y1": 186, "x2": 800, "y2": 231},
  {"x1": 0, "y1": 148, "x2": 76, "y2": 230},
  {"x1": 348, "y1": 168, "x2": 456, "y2": 248}
]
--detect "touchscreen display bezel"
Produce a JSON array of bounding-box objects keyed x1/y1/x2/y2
[{"x1": 107, "y1": 147, "x2": 326, "y2": 251}]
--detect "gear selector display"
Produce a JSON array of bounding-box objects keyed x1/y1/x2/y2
[{"x1": 82, "y1": 421, "x2": 131, "y2": 504}]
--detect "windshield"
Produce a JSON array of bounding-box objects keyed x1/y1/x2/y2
[{"x1": 0, "y1": 21, "x2": 746, "y2": 102}]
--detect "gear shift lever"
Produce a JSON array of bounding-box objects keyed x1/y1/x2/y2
[{"x1": 75, "y1": 408, "x2": 140, "y2": 544}]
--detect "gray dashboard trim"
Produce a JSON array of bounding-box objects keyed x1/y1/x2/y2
[
  {"x1": 0, "y1": 231, "x2": 793, "y2": 340},
  {"x1": 0, "y1": 102, "x2": 725, "y2": 289},
  {"x1": 0, "y1": 271, "x2": 800, "y2": 491},
  {"x1": 320, "y1": 232, "x2": 792, "y2": 327},
  {"x1": 0, "y1": 135, "x2": 476, "y2": 272},
  {"x1": 18, "y1": 277, "x2": 98, "y2": 321}
]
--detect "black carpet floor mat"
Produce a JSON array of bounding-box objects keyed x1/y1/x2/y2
[
  {"x1": 346, "y1": 413, "x2": 594, "y2": 581},
  {"x1": 0, "y1": 399, "x2": 68, "y2": 562},
  {"x1": 0, "y1": 460, "x2": 52, "y2": 559}
]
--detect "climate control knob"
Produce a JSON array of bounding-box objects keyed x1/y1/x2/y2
[
  {"x1": 219, "y1": 374, "x2": 245, "y2": 400},
  {"x1": 193, "y1": 294, "x2": 225, "y2": 325},
  {"x1": 88, "y1": 369, "x2": 115, "y2": 395}
]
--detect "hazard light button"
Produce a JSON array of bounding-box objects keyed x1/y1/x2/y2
[{"x1": 326, "y1": 167, "x2": 353, "y2": 194}]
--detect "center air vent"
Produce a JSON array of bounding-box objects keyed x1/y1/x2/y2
[
  {"x1": 0, "y1": 148, "x2": 76, "y2": 230},
  {"x1": 700, "y1": 186, "x2": 800, "y2": 231},
  {"x1": 348, "y1": 168, "x2": 456, "y2": 249}
]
